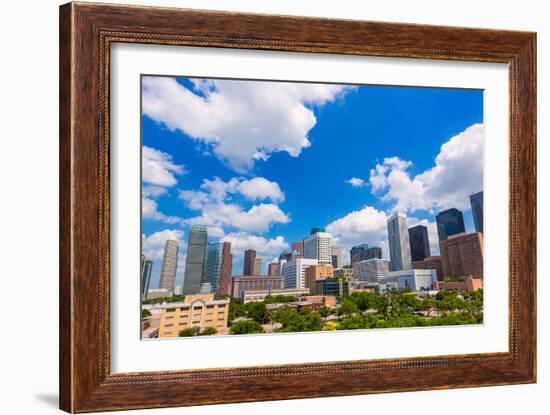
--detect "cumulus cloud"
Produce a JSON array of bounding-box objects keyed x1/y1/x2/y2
[
  {"x1": 369, "y1": 123, "x2": 484, "y2": 213},
  {"x1": 142, "y1": 76, "x2": 354, "y2": 172},
  {"x1": 185, "y1": 203, "x2": 289, "y2": 234},
  {"x1": 221, "y1": 232, "x2": 288, "y2": 262},
  {"x1": 141, "y1": 197, "x2": 181, "y2": 224},
  {"x1": 345, "y1": 177, "x2": 367, "y2": 188},
  {"x1": 326, "y1": 206, "x2": 389, "y2": 257},
  {"x1": 142, "y1": 229, "x2": 185, "y2": 261},
  {"x1": 142, "y1": 146, "x2": 184, "y2": 187},
  {"x1": 178, "y1": 176, "x2": 289, "y2": 234}
]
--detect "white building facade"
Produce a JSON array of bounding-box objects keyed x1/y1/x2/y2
[
  {"x1": 379, "y1": 269, "x2": 437, "y2": 292},
  {"x1": 304, "y1": 231, "x2": 332, "y2": 264},
  {"x1": 353, "y1": 258, "x2": 390, "y2": 283},
  {"x1": 282, "y1": 258, "x2": 319, "y2": 289},
  {"x1": 387, "y1": 213, "x2": 412, "y2": 271}
]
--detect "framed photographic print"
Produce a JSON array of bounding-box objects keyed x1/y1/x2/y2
[{"x1": 59, "y1": 2, "x2": 536, "y2": 413}]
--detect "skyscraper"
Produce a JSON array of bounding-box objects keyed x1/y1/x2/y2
[
  {"x1": 350, "y1": 244, "x2": 369, "y2": 266},
  {"x1": 366, "y1": 247, "x2": 383, "y2": 260},
  {"x1": 436, "y1": 208, "x2": 465, "y2": 242},
  {"x1": 291, "y1": 241, "x2": 304, "y2": 256},
  {"x1": 253, "y1": 257, "x2": 262, "y2": 275},
  {"x1": 268, "y1": 262, "x2": 280, "y2": 276},
  {"x1": 387, "y1": 213, "x2": 412, "y2": 271},
  {"x1": 470, "y1": 191, "x2": 484, "y2": 233},
  {"x1": 183, "y1": 225, "x2": 208, "y2": 295},
  {"x1": 304, "y1": 228, "x2": 332, "y2": 264},
  {"x1": 331, "y1": 245, "x2": 342, "y2": 268},
  {"x1": 408, "y1": 224, "x2": 431, "y2": 262},
  {"x1": 204, "y1": 242, "x2": 232, "y2": 295},
  {"x1": 140, "y1": 254, "x2": 153, "y2": 298},
  {"x1": 243, "y1": 249, "x2": 256, "y2": 276},
  {"x1": 159, "y1": 238, "x2": 179, "y2": 291}
]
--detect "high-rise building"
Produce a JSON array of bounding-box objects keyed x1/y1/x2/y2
[
  {"x1": 140, "y1": 254, "x2": 153, "y2": 298},
  {"x1": 436, "y1": 208, "x2": 466, "y2": 242},
  {"x1": 366, "y1": 247, "x2": 382, "y2": 260},
  {"x1": 159, "y1": 238, "x2": 179, "y2": 291},
  {"x1": 282, "y1": 257, "x2": 319, "y2": 289},
  {"x1": 253, "y1": 257, "x2": 262, "y2": 276},
  {"x1": 182, "y1": 225, "x2": 208, "y2": 295},
  {"x1": 387, "y1": 213, "x2": 412, "y2": 271},
  {"x1": 204, "y1": 242, "x2": 232, "y2": 295},
  {"x1": 408, "y1": 225, "x2": 431, "y2": 262},
  {"x1": 305, "y1": 264, "x2": 334, "y2": 294},
  {"x1": 440, "y1": 232, "x2": 484, "y2": 279},
  {"x1": 353, "y1": 258, "x2": 390, "y2": 283},
  {"x1": 470, "y1": 191, "x2": 484, "y2": 233},
  {"x1": 304, "y1": 228, "x2": 332, "y2": 264},
  {"x1": 331, "y1": 245, "x2": 342, "y2": 268},
  {"x1": 350, "y1": 244, "x2": 369, "y2": 266},
  {"x1": 291, "y1": 241, "x2": 304, "y2": 256},
  {"x1": 268, "y1": 262, "x2": 280, "y2": 276},
  {"x1": 412, "y1": 255, "x2": 443, "y2": 281},
  {"x1": 243, "y1": 249, "x2": 256, "y2": 276}
]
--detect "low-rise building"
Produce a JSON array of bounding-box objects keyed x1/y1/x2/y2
[
  {"x1": 314, "y1": 278, "x2": 351, "y2": 298},
  {"x1": 379, "y1": 269, "x2": 437, "y2": 292},
  {"x1": 412, "y1": 255, "x2": 444, "y2": 281},
  {"x1": 157, "y1": 293, "x2": 230, "y2": 338},
  {"x1": 231, "y1": 276, "x2": 284, "y2": 298},
  {"x1": 435, "y1": 276, "x2": 483, "y2": 292},
  {"x1": 241, "y1": 288, "x2": 310, "y2": 303},
  {"x1": 305, "y1": 264, "x2": 334, "y2": 295},
  {"x1": 146, "y1": 288, "x2": 173, "y2": 300},
  {"x1": 333, "y1": 267, "x2": 353, "y2": 281}
]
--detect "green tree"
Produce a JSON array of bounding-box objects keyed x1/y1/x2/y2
[
  {"x1": 272, "y1": 308, "x2": 322, "y2": 332},
  {"x1": 338, "y1": 300, "x2": 359, "y2": 316},
  {"x1": 179, "y1": 327, "x2": 199, "y2": 337},
  {"x1": 319, "y1": 306, "x2": 331, "y2": 320},
  {"x1": 200, "y1": 326, "x2": 217, "y2": 336},
  {"x1": 230, "y1": 320, "x2": 264, "y2": 335},
  {"x1": 141, "y1": 308, "x2": 151, "y2": 318},
  {"x1": 245, "y1": 301, "x2": 268, "y2": 324}
]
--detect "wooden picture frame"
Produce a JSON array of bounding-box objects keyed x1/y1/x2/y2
[{"x1": 59, "y1": 2, "x2": 536, "y2": 412}]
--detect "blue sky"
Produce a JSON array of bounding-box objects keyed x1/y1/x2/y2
[{"x1": 141, "y1": 76, "x2": 484, "y2": 288}]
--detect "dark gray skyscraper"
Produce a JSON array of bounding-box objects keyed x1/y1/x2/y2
[
  {"x1": 350, "y1": 244, "x2": 369, "y2": 267},
  {"x1": 366, "y1": 247, "x2": 382, "y2": 260},
  {"x1": 436, "y1": 208, "x2": 466, "y2": 242},
  {"x1": 140, "y1": 254, "x2": 153, "y2": 298},
  {"x1": 183, "y1": 225, "x2": 208, "y2": 295},
  {"x1": 470, "y1": 191, "x2": 484, "y2": 233},
  {"x1": 408, "y1": 225, "x2": 431, "y2": 262}
]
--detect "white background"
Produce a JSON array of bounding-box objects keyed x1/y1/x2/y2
[
  {"x1": 1, "y1": 0, "x2": 547, "y2": 414},
  {"x1": 111, "y1": 45, "x2": 509, "y2": 372}
]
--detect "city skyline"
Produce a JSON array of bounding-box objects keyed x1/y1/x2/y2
[{"x1": 141, "y1": 76, "x2": 483, "y2": 289}]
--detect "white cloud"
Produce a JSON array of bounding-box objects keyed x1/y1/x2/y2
[
  {"x1": 142, "y1": 76, "x2": 354, "y2": 172},
  {"x1": 345, "y1": 177, "x2": 367, "y2": 188},
  {"x1": 142, "y1": 146, "x2": 184, "y2": 187},
  {"x1": 326, "y1": 206, "x2": 389, "y2": 258},
  {"x1": 221, "y1": 232, "x2": 288, "y2": 259},
  {"x1": 142, "y1": 197, "x2": 181, "y2": 224},
  {"x1": 143, "y1": 185, "x2": 168, "y2": 198},
  {"x1": 185, "y1": 203, "x2": 289, "y2": 234},
  {"x1": 237, "y1": 177, "x2": 284, "y2": 202},
  {"x1": 142, "y1": 229, "x2": 185, "y2": 261},
  {"x1": 369, "y1": 123, "x2": 484, "y2": 213}
]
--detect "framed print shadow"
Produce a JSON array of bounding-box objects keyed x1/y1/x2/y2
[{"x1": 59, "y1": 2, "x2": 536, "y2": 413}]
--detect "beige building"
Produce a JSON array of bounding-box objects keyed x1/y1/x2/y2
[
  {"x1": 241, "y1": 288, "x2": 310, "y2": 303},
  {"x1": 305, "y1": 264, "x2": 334, "y2": 294},
  {"x1": 158, "y1": 293, "x2": 229, "y2": 338}
]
